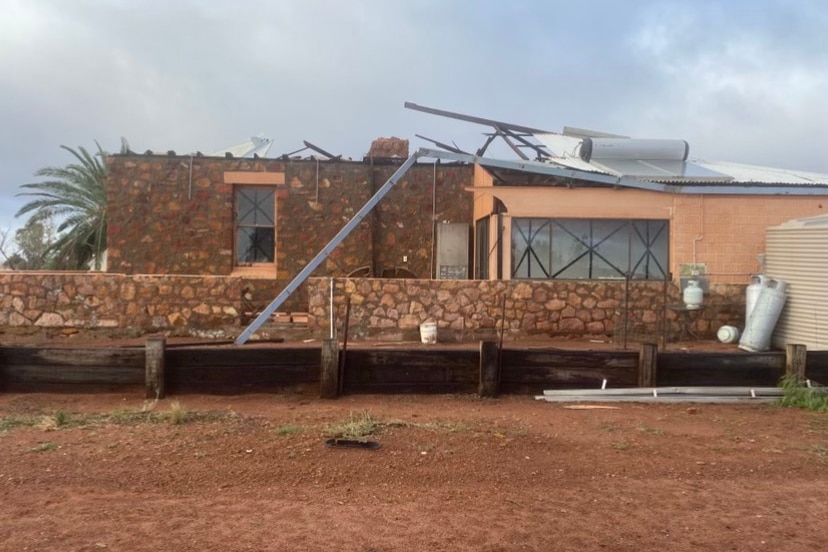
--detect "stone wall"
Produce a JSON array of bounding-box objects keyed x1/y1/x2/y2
[
  {"x1": 1, "y1": 272, "x2": 746, "y2": 344},
  {"x1": 107, "y1": 155, "x2": 474, "y2": 312},
  {"x1": 308, "y1": 277, "x2": 746, "y2": 342},
  {"x1": 0, "y1": 272, "x2": 242, "y2": 335}
]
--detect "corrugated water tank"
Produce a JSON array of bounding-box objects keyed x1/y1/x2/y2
[{"x1": 766, "y1": 214, "x2": 828, "y2": 351}]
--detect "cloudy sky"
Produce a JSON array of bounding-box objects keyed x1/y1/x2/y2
[{"x1": 1, "y1": 0, "x2": 827, "y2": 236}]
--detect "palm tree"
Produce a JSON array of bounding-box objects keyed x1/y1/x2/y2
[{"x1": 15, "y1": 139, "x2": 127, "y2": 270}]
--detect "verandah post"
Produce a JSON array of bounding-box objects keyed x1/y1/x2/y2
[
  {"x1": 145, "y1": 336, "x2": 166, "y2": 399},
  {"x1": 785, "y1": 344, "x2": 807, "y2": 380},
  {"x1": 478, "y1": 340, "x2": 500, "y2": 397},
  {"x1": 320, "y1": 338, "x2": 340, "y2": 399},
  {"x1": 638, "y1": 342, "x2": 658, "y2": 388}
]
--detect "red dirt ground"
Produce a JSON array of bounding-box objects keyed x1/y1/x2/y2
[{"x1": 1, "y1": 392, "x2": 827, "y2": 552}]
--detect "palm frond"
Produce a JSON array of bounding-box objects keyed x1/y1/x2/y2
[{"x1": 15, "y1": 140, "x2": 122, "y2": 270}]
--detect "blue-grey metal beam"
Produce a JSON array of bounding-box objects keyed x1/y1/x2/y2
[
  {"x1": 234, "y1": 150, "x2": 423, "y2": 344},
  {"x1": 404, "y1": 102, "x2": 551, "y2": 135}
]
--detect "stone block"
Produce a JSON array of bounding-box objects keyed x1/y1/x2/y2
[{"x1": 35, "y1": 312, "x2": 64, "y2": 327}]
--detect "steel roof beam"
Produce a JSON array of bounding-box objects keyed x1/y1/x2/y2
[
  {"x1": 404, "y1": 101, "x2": 552, "y2": 135},
  {"x1": 414, "y1": 134, "x2": 469, "y2": 155},
  {"x1": 476, "y1": 134, "x2": 497, "y2": 157},
  {"x1": 303, "y1": 140, "x2": 340, "y2": 160},
  {"x1": 496, "y1": 128, "x2": 529, "y2": 160},
  {"x1": 497, "y1": 127, "x2": 550, "y2": 161}
]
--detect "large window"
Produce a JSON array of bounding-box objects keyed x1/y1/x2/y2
[
  {"x1": 511, "y1": 218, "x2": 668, "y2": 280},
  {"x1": 235, "y1": 186, "x2": 275, "y2": 265}
]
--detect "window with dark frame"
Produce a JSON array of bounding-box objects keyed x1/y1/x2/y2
[
  {"x1": 511, "y1": 218, "x2": 668, "y2": 280},
  {"x1": 234, "y1": 186, "x2": 275, "y2": 265}
]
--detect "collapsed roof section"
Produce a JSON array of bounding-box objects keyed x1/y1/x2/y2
[{"x1": 405, "y1": 102, "x2": 828, "y2": 188}]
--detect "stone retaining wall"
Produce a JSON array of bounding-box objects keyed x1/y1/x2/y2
[
  {"x1": 1, "y1": 272, "x2": 747, "y2": 343},
  {"x1": 0, "y1": 272, "x2": 242, "y2": 335},
  {"x1": 309, "y1": 278, "x2": 746, "y2": 342}
]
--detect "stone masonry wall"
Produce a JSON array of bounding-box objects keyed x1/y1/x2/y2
[
  {"x1": 107, "y1": 155, "x2": 473, "y2": 310},
  {"x1": 371, "y1": 163, "x2": 473, "y2": 278},
  {"x1": 1, "y1": 272, "x2": 746, "y2": 344},
  {"x1": 309, "y1": 277, "x2": 746, "y2": 342},
  {"x1": 0, "y1": 272, "x2": 242, "y2": 335}
]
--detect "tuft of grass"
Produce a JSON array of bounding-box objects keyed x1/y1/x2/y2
[
  {"x1": 612, "y1": 441, "x2": 631, "y2": 450},
  {"x1": 779, "y1": 375, "x2": 828, "y2": 411},
  {"x1": 30, "y1": 442, "x2": 58, "y2": 453},
  {"x1": 325, "y1": 410, "x2": 381, "y2": 442},
  {"x1": 0, "y1": 415, "x2": 41, "y2": 432},
  {"x1": 106, "y1": 409, "x2": 155, "y2": 425},
  {"x1": 167, "y1": 401, "x2": 187, "y2": 425},
  {"x1": 54, "y1": 411, "x2": 69, "y2": 427},
  {"x1": 637, "y1": 424, "x2": 664, "y2": 435},
  {"x1": 0, "y1": 406, "x2": 232, "y2": 434},
  {"x1": 274, "y1": 424, "x2": 303, "y2": 436},
  {"x1": 384, "y1": 418, "x2": 469, "y2": 432}
]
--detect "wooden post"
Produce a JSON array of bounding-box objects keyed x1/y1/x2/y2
[
  {"x1": 479, "y1": 340, "x2": 500, "y2": 398},
  {"x1": 785, "y1": 344, "x2": 807, "y2": 380},
  {"x1": 145, "y1": 336, "x2": 166, "y2": 399},
  {"x1": 320, "y1": 338, "x2": 340, "y2": 399},
  {"x1": 638, "y1": 342, "x2": 658, "y2": 387}
]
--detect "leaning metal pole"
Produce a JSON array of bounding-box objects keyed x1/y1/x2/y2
[{"x1": 234, "y1": 150, "x2": 424, "y2": 345}]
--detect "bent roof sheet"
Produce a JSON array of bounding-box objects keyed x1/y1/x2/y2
[{"x1": 534, "y1": 133, "x2": 828, "y2": 186}]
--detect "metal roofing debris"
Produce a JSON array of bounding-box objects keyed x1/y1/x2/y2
[
  {"x1": 418, "y1": 148, "x2": 828, "y2": 195},
  {"x1": 535, "y1": 386, "x2": 785, "y2": 404},
  {"x1": 303, "y1": 140, "x2": 340, "y2": 159},
  {"x1": 280, "y1": 140, "x2": 342, "y2": 160},
  {"x1": 415, "y1": 134, "x2": 468, "y2": 154},
  {"x1": 407, "y1": 101, "x2": 828, "y2": 187},
  {"x1": 404, "y1": 101, "x2": 551, "y2": 135},
  {"x1": 209, "y1": 135, "x2": 273, "y2": 158}
]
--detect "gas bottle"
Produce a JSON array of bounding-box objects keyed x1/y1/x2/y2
[
  {"x1": 745, "y1": 274, "x2": 768, "y2": 323},
  {"x1": 739, "y1": 278, "x2": 787, "y2": 352},
  {"x1": 682, "y1": 280, "x2": 703, "y2": 310},
  {"x1": 717, "y1": 325, "x2": 740, "y2": 344}
]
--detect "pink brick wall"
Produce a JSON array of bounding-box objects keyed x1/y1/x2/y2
[{"x1": 671, "y1": 195, "x2": 826, "y2": 282}]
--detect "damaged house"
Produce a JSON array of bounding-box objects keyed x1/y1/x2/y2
[{"x1": 2, "y1": 104, "x2": 827, "y2": 344}]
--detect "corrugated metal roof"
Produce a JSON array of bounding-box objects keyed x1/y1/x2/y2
[{"x1": 691, "y1": 160, "x2": 828, "y2": 185}]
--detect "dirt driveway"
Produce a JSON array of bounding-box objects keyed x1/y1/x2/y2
[{"x1": 1, "y1": 392, "x2": 827, "y2": 552}]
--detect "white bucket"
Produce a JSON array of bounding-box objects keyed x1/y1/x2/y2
[
  {"x1": 717, "y1": 325, "x2": 740, "y2": 344},
  {"x1": 419, "y1": 322, "x2": 437, "y2": 344}
]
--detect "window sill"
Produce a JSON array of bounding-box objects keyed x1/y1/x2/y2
[{"x1": 231, "y1": 265, "x2": 278, "y2": 279}]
